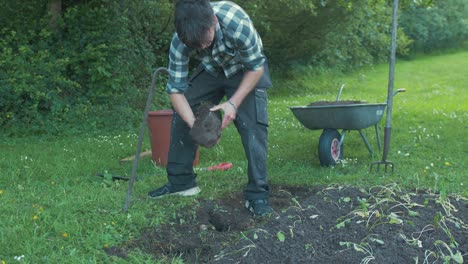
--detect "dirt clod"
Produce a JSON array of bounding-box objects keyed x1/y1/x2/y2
[{"x1": 190, "y1": 102, "x2": 222, "y2": 148}]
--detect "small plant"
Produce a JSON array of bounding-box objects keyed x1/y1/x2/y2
[
  {"x1": 433, "y1": 240, "x2": 464, "y2": 264},
  {"x1": 291, "y1": 197, "x2": 303, "y2": 210},
  {"x1": 304, "y1": 243, "x2": 316, "y2": 255},
  {"x1": 276, "y1": 231, "x2": 286, "y2": 242},
  {"x1": 339, "y1": 241, "x2": 375, "y2": 264}
]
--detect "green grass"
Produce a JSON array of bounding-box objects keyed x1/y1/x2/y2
[
  {"x1": 1, "y1": 51, "x2": 467, "y2": 263},
  {"x1": 264, "y1": 51, "x2": 467, "y2": 191}
]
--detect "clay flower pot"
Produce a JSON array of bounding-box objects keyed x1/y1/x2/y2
[{"x1": 147, "y1": 109, "x2": 199, "y2": 166}]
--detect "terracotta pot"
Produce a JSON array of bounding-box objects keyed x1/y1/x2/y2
[{"x1": 147, "y1": 109, "x2": 199, "y2": 166}]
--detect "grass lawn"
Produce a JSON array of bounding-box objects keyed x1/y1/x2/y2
[{"x1": 1, "y1": 51, "x2": 467, "y2": 263}]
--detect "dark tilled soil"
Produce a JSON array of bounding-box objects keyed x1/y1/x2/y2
[{"x1": 106, "y1": 185, "x2": 467, "y2": 263}]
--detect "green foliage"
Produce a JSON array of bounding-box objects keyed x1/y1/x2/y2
[
  {"x1": 123, "y1": 0, "x2": 174, "y2": 111},
  {"x1": 1, "y1": 0, "x2": 466, "y2": 135},
  {"x1": 312, "y1": 0, "x2": 395, "y2": 68},
  {"x1": 0, "y1": 0, "x2": 48, "y2": 32},
  {"x1": 0, "y1": 0, "x2": 174, "y2": 135},
  {"x1": 243, "y1": 0, "x2": 412, "y2": 69},
  {"x1": 0, "y1": 25, "x2": 80, "y2": 133},
  {"x1": 400, "y1": 0, "x2": 468, "y2": 52}
]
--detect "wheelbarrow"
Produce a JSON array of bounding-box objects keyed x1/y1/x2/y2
[{"x1": 289, "y1": 85, "x2": 405, "y2": 166}]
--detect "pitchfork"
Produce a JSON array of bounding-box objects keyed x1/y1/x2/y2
[{"x1": 370, "y1": 0, "x2": 400, "y2": 173}]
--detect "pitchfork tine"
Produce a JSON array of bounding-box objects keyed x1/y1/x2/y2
[{"x1": 369, "y1": 160, "x2": 394, "y2": 173}]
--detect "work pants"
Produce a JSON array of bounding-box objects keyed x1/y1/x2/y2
[{"x1": 166, "y1": 63, "x2": 272, "y2": 200}]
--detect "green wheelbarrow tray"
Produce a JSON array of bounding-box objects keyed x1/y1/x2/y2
[{"x1": 289, "y1": 103, "x2": 386, "y2": 130}]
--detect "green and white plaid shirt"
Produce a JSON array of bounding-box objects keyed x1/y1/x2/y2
[{"x1": 166, "y1": 1, "x2": 266, "y2": 93}]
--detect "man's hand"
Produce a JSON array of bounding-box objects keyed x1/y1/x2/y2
[
  {"x1": 209, "y1": 67, "x2": 263, "y2": 130},
  {"x1": 210, "y1": 100, "x2": 237, "y2": 130}
]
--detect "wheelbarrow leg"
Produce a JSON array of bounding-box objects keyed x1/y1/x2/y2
[
  {"x1": 375, "y1": 124, "x2": 382, "y2": 152},
  {"x1": 358, "y1": 129, "x2": 374, "y2": 157},
  {"x1": 339, "y1": 130, "x2": 347, "y2": 147}
]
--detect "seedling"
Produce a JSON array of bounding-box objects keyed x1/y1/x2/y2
[
  {"x1": 276, "y1": 231, "x2": 286, "y2": 242},
  {"x1": 434, "y1": 240, "x2": 464, "y2": 264},
  {"x1": 339, "y1": 241, "x2": 375, "y2": 264},
  {"x1": 388, "y1": 212, "x2": 403, "y2": 225},
  {"x1": 399, "y1": 233, "x2": 423, "y2": 248}
]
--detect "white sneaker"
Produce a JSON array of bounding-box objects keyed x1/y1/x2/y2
[{"x1": 173, "y1": 186, "x2": 201, "y2": 196}]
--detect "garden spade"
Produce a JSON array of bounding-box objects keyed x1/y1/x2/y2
[
  {"x1": 370, "y1": 0, "x2": 399, "y2": 173},
  {"x1": 124, "y1": 67, "x2": 169, "y2": 212}
]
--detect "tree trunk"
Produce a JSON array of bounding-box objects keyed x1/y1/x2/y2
[{"x1": 48, "y1": 0, "x2": 62, "y2": 30}]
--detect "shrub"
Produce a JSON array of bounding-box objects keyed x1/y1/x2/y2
[
  {"x1": 400, "y1": 0, "x2": 468, "y2": 52},
  {"x1": 0, "y1": 26, "x2": 80, "y2": 133},
  {"x1": 243, "y1": 0, "x2": 412, "y2": 69},
  {"x1": 0, "y1": 0, "x2": 174, "y2": 135},
  {"x1": 1, "y1": 0, "x2": 465, "y2": 134}
]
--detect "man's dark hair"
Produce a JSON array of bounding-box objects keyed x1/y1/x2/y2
[{"x1": 175, "y1": 0, "x2": 214, "y2": 49}]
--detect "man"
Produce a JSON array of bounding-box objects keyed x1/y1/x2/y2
[{"x1": 148, "y1": 0, "x2": 273, "y2": 216}]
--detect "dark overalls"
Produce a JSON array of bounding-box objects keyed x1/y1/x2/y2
[{"x1": 166, "y1": 63, "x2": 272, "y2": 201}]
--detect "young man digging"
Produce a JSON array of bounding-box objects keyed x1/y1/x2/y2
[{"x1": 148, "y1": 0, "x2": 273, "y2": 216}]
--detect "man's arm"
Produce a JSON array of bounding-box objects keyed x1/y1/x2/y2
[
  {"x1": 210, "y1": 12, "x2": 267, "y2": 129},
  {"x1": 166, "y1": 33, "x2": 196, "y2": 128},
  {"x1": 170, "y1": 93, "x2": 196, "y2": 128},
  {"x1": 210, "y1": 66, "x2": 264, "y2": 130}
]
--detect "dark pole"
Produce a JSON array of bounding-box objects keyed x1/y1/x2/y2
[
  {"x1": 124, "y1": 67, "x2": 169, "y2": 212},
  {"x1": 371, "y1": 0, "x2": 398, "y2": 172},
  {"x1": 383, "y1": 0, "x2": 398, "y2": 159}
]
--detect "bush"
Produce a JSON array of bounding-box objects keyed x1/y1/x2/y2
[
  {"x1": 1, "y1": 0, "x2": 465, "y2": 135},
  {"x1": 0, "y1": 0, "x2": 174, "y2": 135},
  {"x1": 242, "y1": 0, "x2": 413, "y2": 70},
  {"x1": 400, "y1": 0, "x2": 468, "y2": 52},
  {"x1": 0, "y1": 26, "x2": 80, "y2": 133}
]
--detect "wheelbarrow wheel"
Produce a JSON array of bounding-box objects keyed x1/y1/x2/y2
[{"x1": 318, "y1": 129, "x2": 343, "y2": 166}]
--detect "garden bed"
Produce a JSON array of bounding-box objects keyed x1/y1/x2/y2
[{"x1": 106, "y1": 184, "x2": 467, "y2": 263}]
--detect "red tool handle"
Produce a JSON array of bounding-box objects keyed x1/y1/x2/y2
[{"x1": 207, "y1": 162, "x2": 233, "y2": 171}]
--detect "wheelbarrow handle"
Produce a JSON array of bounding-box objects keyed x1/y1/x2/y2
[
  {"x1": 393, "y1": 88, "x2": 406, "y2": 97},
  {"x1": 336, "y1": 84, "x2": 346, "y2": 101}
]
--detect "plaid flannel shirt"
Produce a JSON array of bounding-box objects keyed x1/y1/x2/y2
[{"x1": 166, "y1": 1, "x2": 266, "y2": 94}]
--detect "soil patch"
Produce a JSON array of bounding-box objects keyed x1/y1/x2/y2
[{"x1": 106, "y1": 184, "x2": 467, "y2": 263}]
